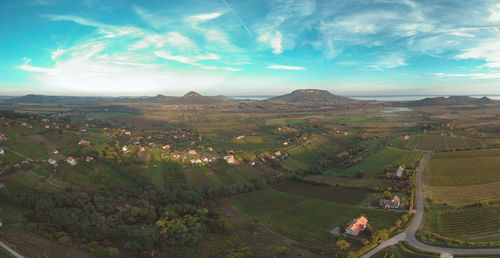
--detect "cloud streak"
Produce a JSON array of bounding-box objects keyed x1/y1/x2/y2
[{"x1": 268, "y1": 65, "x2": 306, "y2": 70}]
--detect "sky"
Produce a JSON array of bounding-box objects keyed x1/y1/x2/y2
[{"x1": 1, "y1": 0, "x2": 500, "y2": 96}]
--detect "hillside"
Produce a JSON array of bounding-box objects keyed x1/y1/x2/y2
[
  {"x1": 263, "y1": 89, "x2": 357, "y2": 107},
  {"x1": 406, "y1": 96, "x2": 493, "y2": 106}
]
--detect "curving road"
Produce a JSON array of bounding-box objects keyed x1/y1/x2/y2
[
  {"x1": 361, "y1": 154, "x2": 500, "y2": 258},
  {"x1": 0, "y1": 240, "x2": 24, "y2": 258}
]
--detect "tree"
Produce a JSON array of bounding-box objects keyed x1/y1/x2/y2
[
  {"x1": 274, "y1": 246, "x2": 293, "y2": 257},
  {"x1": 335, "y1": 239, "x2": 350, "y2": 250},
  {"x1": 383, "y1": 191, "x2": 392, "y2": 199}
]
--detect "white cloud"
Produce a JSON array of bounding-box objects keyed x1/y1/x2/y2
[
  {"x1": 435, "y1": 72, "x2": 500, "y2": 80},
  {"x1": 258, "y1": 31, "x2": 283, "y2": 54},
  {"x1": 133, "y1": 6, "x2": 170, "y2": 30},
  {"x1": 368, "y1": 55, "x2": 408, "y2": 69},
  {"x1": 267, "y1": 65, "x2": 306, "y2": 70},
  {"x1": 456, "y1": 34, "x2": 500, "y2": 68},
  {"x1": 51, "y1": 49, "x2": 66, "y2": 60},
  {"x1": 129, "y1": 32, "x2": 195, "y2": 50},
  {"x1": 488, "y1": 3, "x2": 500, "y2": 22},
  {"x1": 155, "y1": 51, "x2": 219, "y2": 64},
  {"x1": 187, "y1": 12, "x2": 223, "y2": 23}
]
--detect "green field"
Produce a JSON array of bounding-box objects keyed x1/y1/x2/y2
[
  {"x1": 428, "y1": 149, "x2": 500, "y2": 187},
  {"x1": 437, "y1": 206, "x2": 500, "y2": 239},
  {"x1": 329, "y1": 147, "x2": 423, "y2": 178},
  {"x1": 417, "y1": 135, "x2": 483, "y2": 151},
  {"x1": 230, "y1": 187, "x2": 401, "y2": 247},
  {"x1": 2, "y1": 133, "x2": 48, "y2": 160},
  {"x1": 373, "y1": 241, "x2": 439, "y2": 258},
  {"x1": 273, "y1": 181, "x2": 371, "y2": 205}
]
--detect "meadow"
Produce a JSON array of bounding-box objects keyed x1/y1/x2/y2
[
  {"x1": 416, "y1": 135, "x2": 483, "y2": 151},
  {"x1": 329, "y1": 147, "x2": 423, "y2": 178},
  {"x1": 437, "y1": 205, "x2": 500, "y2": 240},
  {"x1": 427, "y1": 149, "x2": 500, "y2": 187},
  {"x1": 230, "y1": 187, "x2": 401, "y2": 248}
]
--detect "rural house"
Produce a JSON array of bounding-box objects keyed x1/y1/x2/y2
[
  {"x1": 393, "y1": 166, "x2": 404, "y2": 178},
  {"x1": 188, "y1": 149, "x2": 197, "y2": 155},
  {"x1": 345, "y1": 216, "x2": 368, "y2": 236},
  {"x1": 86, "y1": 156, "x2": 94, "y2": 162},
  {"x1": 66, "y1": 157, "x2": 77, "y2": 166},
  {"x1": 78, "y1": 139, "x2": 90, "y2": 145},
  {"x1": 224, "y1": 155, "x2": 236, "y2": 164},
  {"x1": 48, "y1": 158, "x2": 57, "y2": 165},
  {"x1": 379, "y1": 196, "x2": 401, "y2": 209},
  {"x1": 0, "y1": 148, "x2": 4, "y2": 155},
  {"x1": 236, "y1": 135, "x2": 246, "y2": 140}
]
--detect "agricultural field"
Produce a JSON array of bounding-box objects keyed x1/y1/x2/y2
[
  {"x1": 427, "y1": 149, "x2": 500, "y2": 187},
  {"x1": 272, "y1": 181, "x2": 371, "y2": 205},
  {"x1": 416, "y1": 135, "x2": 484, "y2": 151},
  {"x1": 373, "y1": 241, "x2": 439, "y2": 258},
  {"x1": 230, "y1": 187, "x2": 402, "y2": 248},
  {"x1": 329, "y1": 147, "x2": 423, "y2": 178},
  {"x1": 436, "y1": 206, "x2": 500, "y2": 240}
]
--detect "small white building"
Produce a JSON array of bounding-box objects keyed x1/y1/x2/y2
[
  {"x1": 66, "y1": 157, "x2": 77, "y2": 166},
  {"x1": 48, "y1": 158, "x2": 57, "y2": 165}
]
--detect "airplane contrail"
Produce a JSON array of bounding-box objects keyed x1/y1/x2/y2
[{"x1": 222, "y1": 0, "x2": 252, "y2": 36}]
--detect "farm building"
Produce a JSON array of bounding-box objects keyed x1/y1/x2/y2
[
  {"x1": 224, "y1": 155, "x2": 236, "y2": 164},
  {"x1": 274, "y1": 151, "x2": 282, "y2": 156},
  {"x1": 188, "y1": 149, "x2": 197, "y2": 155},
  {"x1": 163, "y1": 145, "x2": 171, "y2": 150},
  {"x1": 86, "y1": 156, "x2": 94, "y2": 162},
  {"x1": 78, "y1": 139, "x2": 90, "y2": 145},
  {"x1": 379, "y1": 196, "x2": 401, "y2": 209},
  {"x1": 44, "y1": 124, "x2": 50, "y2": 129},
  {"x1": 283, "y1": 141, "x2": 288, "y2": 146},
  {"x1": 236, "y1": 135, "x2": 246, "y2": 140},
  {"x1": 393, "y1": 166, "x2": 404, "y2": 178},
  {"x1": 48, "y1": 159, "x2": 57, "y2": 165},
  {"x1": 66, "y1": 157, "x2": 77, "y2": 166},
  {"x1": 345, "y1": 216, "x2": 368, "y2": 236}
]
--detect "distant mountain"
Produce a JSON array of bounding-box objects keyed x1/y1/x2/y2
[
  {"x1": 6, "y1": 94, "x2": 118, "y2": 104},
  {"x1": 407, "y1": 96, "x2": 493, "y2": 106},
  {"x1": 264, "y1": 89, "x2": 357, "y2": 105},
  {"x1": 151, "y1": 91, "x2": 229, "y2": 105}
]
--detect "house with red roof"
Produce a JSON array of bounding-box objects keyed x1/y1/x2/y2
[
  {"x1": 345, "y1": 216, "x2": 368, "y2": 236},
  {"x1": 66, "y1": 156, "x2": 77, "y2": 166}
]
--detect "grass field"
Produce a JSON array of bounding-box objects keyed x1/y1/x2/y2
[
  {"x1": 230, "y1": 187, "x2": 401, "y2": 248},
  {"x1": 417, "y1": 135, "x2": 483, "y2": 151},
  {"x1": 373, "y1": 241, "x2": 439, "y2": 258},
  {"x1": 437, "y1": 205, "x2": 500, "y2": 239},
  {"x1": 272, "y1": 181, "x2": 371, "y2": 205},
  {"x1": 428, "y1": 149, "x2": 500, "y2": 187},
  {"x1": 2, "y1": 133, "x2": 48, "y2": 160},
  {"x1": 329, "y1": 147, "x2": 423, "y2": 178}
]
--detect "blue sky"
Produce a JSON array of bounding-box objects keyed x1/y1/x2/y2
[{"x1": 1, "y1": 0, "x2": 500, "y2": 96}]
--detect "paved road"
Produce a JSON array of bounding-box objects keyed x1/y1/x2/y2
[
  {"x1": 361, "y1": 154, "x2": 500, "y2": 257},
  {"x1": 0, "y1": 240, "x2": 24, "y2": 258}
]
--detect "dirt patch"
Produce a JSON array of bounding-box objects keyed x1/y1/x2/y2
[{"x1": 215, "y1": 199, "x2": 316, "y2": 257}]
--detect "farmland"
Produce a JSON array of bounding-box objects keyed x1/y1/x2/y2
[
  {"x1": 437, "y1": 206, "x2": 500, "y2": 240},
  {"x1": 416, "y1": 135, "x2": 484, "y2": 151},
  {"x1": 230, "y1": 187, "x2": 402, "y2": 248},
  {"x1": 427, "y1": 149, "x2": 500, "y2": 187},
  {"x1": 329, "y1": 146, "x2": 423, "y2": 178}
]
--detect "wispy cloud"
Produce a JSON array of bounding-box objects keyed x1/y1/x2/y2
[
  {"x1": 258, "y1": 31, "x2": 283, "y2": 54},
  {"x1": 129, "y1": 32, "x2": 195, "y2": 50},
  {"x1": 187, "y1": 12, "x2": 223, "y2": 23},
  {"x1": 368, "y1": 55, "x2": 408, "y2": 69},
  {"x1": 456, "y1": 34, "x2": 500, "y2": 68},
  {"x1": 435, "y1": 72, "x2": 500, "y2": 80},
  {"x1": 268, "y1": 65, "x2": 306, "y2": 70}
]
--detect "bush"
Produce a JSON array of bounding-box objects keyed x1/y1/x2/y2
[
  {"x1": 57, "y1": 236, "x2": 71, "y2": 246},
  {"x1": 274, "y1": 246, "x2": 293, "y2": 257}
]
